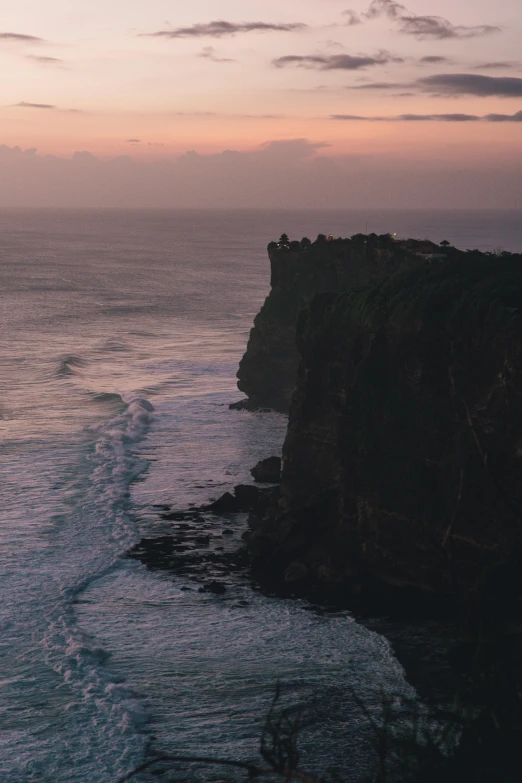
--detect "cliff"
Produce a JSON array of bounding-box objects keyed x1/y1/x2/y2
[
  {"x1": 238, "y1": 245, "x2": 522, "y2": 778},
  {"x1": 248, "y1": 252, "x2": 522, "y2": 609},
  {"x1": 233, "y1": 235, "x2": 416, "y2": 412}
]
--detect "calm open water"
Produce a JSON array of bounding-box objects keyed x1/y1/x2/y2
[{"x1": 1, "y1": 209, "x2": 521, "y2": 783}]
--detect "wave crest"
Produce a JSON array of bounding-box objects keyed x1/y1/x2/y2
[{"x1": 57, "y1": 355, "x2": 87, "y2": 377}]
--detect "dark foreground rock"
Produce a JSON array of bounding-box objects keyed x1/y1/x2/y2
[
  {"x1": 127, "y1": 480, "x2": 279, "y2": 590},
  {"x1": 159, "y1": 483, "x2": 276, "y2": 519},
  {"x1": 250, "y1": 456, "x2": 281, "y2": 483},
  {"x1": 199, "y1": 581, "x2": 227, "y2": 594},
  {"x1": 206, "y1": 491, "x2": 238, "y2": 513}
]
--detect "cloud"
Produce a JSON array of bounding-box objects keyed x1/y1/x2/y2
[
  {"x1": 399, "y1": 16, "x2": 499, "y2": 40},
  {"x1": 260, "y1": 138, "x2": 330, "y2": 157},
  {"x1": 342, "y1": 10, "x2": 362, "y2": 26},
  {"x1": 330, "y1": 111, "x2": 522, "y2": 121},
  {"x1": 1, "y1": 140, "x2": 521, "y2": 211},
  {"x1": 351, "y1": 73, "x2": 522, "y2": 98},
  {"x1": 330, "y1": 113, "x2": 479, "y2": 121},
  {"x1": 273, "y1": 52, "x2": 402, "y2": 70},
  {"x1": 26, "y1": 55, "x2": 64, "y2": 65},
  {"x1": 484, "y1": 111, "x2": 522, "y2": 122},
  {"x1": 420, "y1": 56, "x2": 450, "y2": 64},
  {"x1": 198, "y1": 46, "x2": 236, "y2": 63},
  {"x1": 402, "y1": 113, "x2": 479, "y2": 121},
  {"x1": 16, "y1": 101, "x2": 56, "y2": 109},
  {"x1": 144, "y1": 20, "x2": 306, "y2": 39},
  {"x1": 13, "y1": 101, "x2": 82, "y2": 112},
  {"x1": 474, "y1": 62, "x2": 519, "y2": 70},
  {"x1": 0, "y1": 32, "x2": 43, "y2": 42},
  {"x1": 419, "y1": 74, "x2": 522, "y2": 97},
  {"x1": 351, "y1": 81, "x2": 403, "y2": 89},
  {"x1": 360, "y1": 0, "x2": 500, "y2": 39},
  {"x1": 126, "y1": 139, "x2": 141, "y2": 143},
  {"x1": 364, "y1": 0, "x2": 406, "y2": 21}
]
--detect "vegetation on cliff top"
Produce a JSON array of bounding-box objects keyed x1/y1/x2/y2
[{"x1": 332, "y1": 252, "x2": 522, "y2": 332}]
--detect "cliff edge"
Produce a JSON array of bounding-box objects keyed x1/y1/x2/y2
[{"x1": 233, "y1": 234, "x2": 417, "y2": 412}]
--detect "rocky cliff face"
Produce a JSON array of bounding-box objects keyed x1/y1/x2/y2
[
  {"x1": 248, "y1": 254, "x2": 522, "y2": 609},
  {"x1": 233, "y1": 237, "x2": 413, "y2": 412}
]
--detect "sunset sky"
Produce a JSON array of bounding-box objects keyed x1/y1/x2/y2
[{"x1": 1, "y1": 0, "x2": 521, "y2": 207}]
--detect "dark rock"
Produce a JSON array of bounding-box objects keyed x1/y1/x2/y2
[
  {"x1": 233, "y1": 484, "x2": 260, "y2": 510},
  {"x1": 202, "y1": 581, "x2": 227, "y2": 595},
  {"x1": 250, "y1": 456, "x2": 281, "y2": 483},
  {"x1": 206, "y1": 492, "x2": 239, "y2": 513},
  {"x1": 284, "y1": 561, "x2": 308, "y2": 583},
  {"x1": 222, "y1": 529, "x2": 234, "y2": 536},
  {"x1": 316, "y1": 565, "x2": 343, "y2": 584},
  {"x1": 229, "y1": 399, "x2": 271, "y2": 412}
]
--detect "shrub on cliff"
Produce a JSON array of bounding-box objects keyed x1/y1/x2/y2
[{"x1": 118, "y1": 683, "x2": 467, "y2": 783}]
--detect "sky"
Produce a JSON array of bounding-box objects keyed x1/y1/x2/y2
[{"x1": 1, "y1": 0, "x2": 521, "y2": 207}]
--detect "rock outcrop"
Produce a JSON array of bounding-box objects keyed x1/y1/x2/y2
[
  {"x1": 250, "y1": 456, "x2": 281, "y2": 484},
  {"x1": 233, "y1": 235, "x2": 415, "y2": 412},
  {"x1": 248, "y1": 253, "x2": 522, "y2": 610}
]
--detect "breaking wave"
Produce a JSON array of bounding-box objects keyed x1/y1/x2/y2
[{"x1": 57, "y1": 354, "x2": 87, "y2": 377}]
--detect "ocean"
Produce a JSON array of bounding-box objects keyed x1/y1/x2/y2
[{"x1": 1, "y1": 208, "x2": 521, "y2": 783}]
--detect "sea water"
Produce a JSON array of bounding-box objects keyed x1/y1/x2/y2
[{"x1": 1, "y1": 209, "x2": 521, "y2": 782}]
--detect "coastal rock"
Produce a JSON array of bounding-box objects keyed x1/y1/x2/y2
[
  {"x1": 207, "y1": 492, "x2": 238, "y2": 513},
  {"x1": 250, "y1": 456, "x2": 281, "y2": 484},
  {"x1": 284, "y1": 561, "x2": 308, "y2": 583},
  {"x1": 200, "y1": 581, "x2": 227, "y2": 595},
  {"x1": 232, "y1": 236, "x2": 415, "y2": 412},
  {"x1": 248, "y1": 254, "x2": 522, "y2": 608},
  {"x1": 233, "y1": 484, "x2": 260, "y2": 510}
]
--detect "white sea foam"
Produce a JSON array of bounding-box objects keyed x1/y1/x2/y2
[{"x1": 0, "y1": 397, "x2": 154, "y2": 782}]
